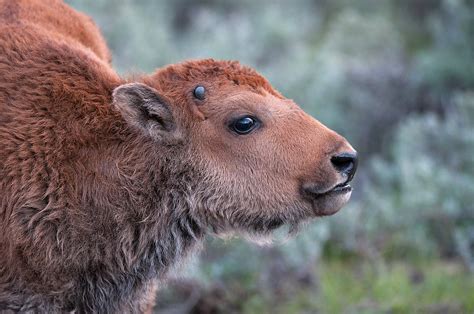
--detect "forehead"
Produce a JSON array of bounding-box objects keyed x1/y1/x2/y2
[{"x1": 151, "y1": 59, "x2": 283, "y2": 99}]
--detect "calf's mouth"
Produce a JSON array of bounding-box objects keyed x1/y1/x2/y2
[{"x1": 301, "y1": 178, "x2": 354, "y2": 217}]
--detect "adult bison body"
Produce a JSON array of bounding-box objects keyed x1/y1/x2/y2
[{"x1": 0, "y1": 0, "x2": 357, "y2": 312}]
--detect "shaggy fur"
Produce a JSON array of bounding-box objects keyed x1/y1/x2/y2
[{"x1": 0, "y1": 0, "x2": 356, "y2": 312}]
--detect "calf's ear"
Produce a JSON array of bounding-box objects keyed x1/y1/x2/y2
[{"x1": 113, "y1": 83, "x2": 180, "y2": 141}]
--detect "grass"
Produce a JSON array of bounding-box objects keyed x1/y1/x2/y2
[
  {"x1": 241, "y1": 259, "x2": 474, "y2": 314},
  {"x1": 156, "y1": 257, "x2": 474, "y2": 313}
]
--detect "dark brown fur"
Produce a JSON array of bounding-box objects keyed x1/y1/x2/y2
[{"x1": 0, "y1": 0, "x2": 356, "y2": 312}]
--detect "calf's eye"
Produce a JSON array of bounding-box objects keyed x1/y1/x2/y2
[
  {"x1": 230, "y1": 116, "x2": 260, "y2": 135},
  {"x1": 193, "y1": 85, "x2": 206, "y2": 100}
]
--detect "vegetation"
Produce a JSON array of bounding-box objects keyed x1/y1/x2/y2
[{"x1": 66, "y1": 0, "x2": 474, "y2": 312}]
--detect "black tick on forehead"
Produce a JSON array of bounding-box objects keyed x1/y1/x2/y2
[{"x1": 193, "y1": 85, "x2": 206, "y2": 100}]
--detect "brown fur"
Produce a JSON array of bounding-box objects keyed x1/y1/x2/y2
[{"x1": 0, "y1": 0, "x2": 356, "y2": 312}]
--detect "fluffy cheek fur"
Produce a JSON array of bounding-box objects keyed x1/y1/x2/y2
[{"x1": 188, "y1": 157, "x2": 311, "y2": 239}]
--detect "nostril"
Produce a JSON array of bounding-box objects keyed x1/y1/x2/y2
[
  {"x1": 331, "y1": 152, "x2": 358, "y2": 181},
  {"x1": 331, "y1": 154, "x2": 353, "y2": 173}
]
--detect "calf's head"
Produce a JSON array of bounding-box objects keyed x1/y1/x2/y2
[{"x1": 113, "y1": 59, "x2": 357, "y2": 236}]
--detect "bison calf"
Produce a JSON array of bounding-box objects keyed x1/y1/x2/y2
[{"x1": 0, "y1": 0, "x2": 357, "y2": 312}]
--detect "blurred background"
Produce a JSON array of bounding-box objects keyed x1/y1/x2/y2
[{"x1": 67, "y1": 0, "x2": 473, "y2": 312}]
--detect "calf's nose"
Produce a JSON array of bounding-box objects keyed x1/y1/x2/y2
[{"x1": 331, "y1": 152, "x2": 358, "y2": 182}]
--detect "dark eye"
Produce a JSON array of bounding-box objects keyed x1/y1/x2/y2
[
  {"x1": 230, "y1": 116, "x2": 260, "y2": 135},
  {"x1": 193, "y1": 85, "x2": 206, "y2": 100}
]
